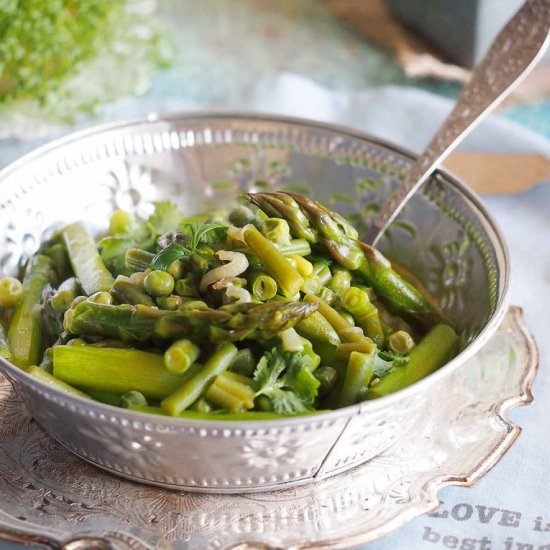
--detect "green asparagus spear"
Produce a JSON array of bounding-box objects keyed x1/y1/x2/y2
[
  {"x1": 53, "y1": 346, "x2": 201, "y2": 399},
  {"x1": 365, "y1": 324, "x2": 458, "y2": 399},
  {"x1": 164, "y1": 339, "x2": 200, "y2": 374},
  {"x1": 62, "y1": 222, "x2": 114, "y2": 295},
  {"x1": 64, "y1": 299, "x2": 317, "y2": 343},
  {"x1": 161, "y1": 343, "x2": 238, "y2": 415},
  {"x1": 7, "y1": 255, "x2": 52, "y2": 368},
  {"x1": 244, "y1": 192, "x2": 442, "y2": 325}
]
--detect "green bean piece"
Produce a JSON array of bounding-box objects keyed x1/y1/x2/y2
[
  {"x1": 164, "y1": 339, "x2": 200, "y2": 374},
  {"x1": 312, "y1": 263, "x2": 332, "y2": 286},
  {"x1": 339, "y1": 311, "x2": 355, "y2": 326},
  {"x1": 228, "y1": 348, "x2": 256, "y2": 377},
  {"x1": 28, "y1": 366, "x2": 92, "y2": 400},
  {"x1": 189, "y1": 397, "x2": 214, "y2": 412},
  {"x1": 264, "y1": 218, "x2": 291, "y2": 244},
  {"x1": 314, "y1": 366, "x2": 338, "y2": 398},
  {"x1": 301, "y1": 274, "x2": 322, "y2": 295},
  {"x1": 0, "y1": 276, "x2": 23, "y2": 308},
  {"x1": 339, "y1": 351, "x2": 375, "y2": 407},
  {"x1": 53, "y1": 346, "x2": 201, "y2": 399},
  {"x1": 366, "y1": 324, "x2": 459, "y2": 399},
  {"x1": 161, "y1": 343, "x2": 238, "y2": 416},
  {"x1": 336, "y1": 340, "x2": 377, "y2": 361},
  {"x1": 388, "y1": 330, "x2": 415, "y2": 355},
  {"x1": 110, "y1": 279, "x2": 155, "y2": 306},
  {"x1": 130, "y1": 271, "x2": 147, "y2": 288},
  {"x1": 206, "y1": 371, "x2": 257, "y2": 412},
  {"x1": 121, "y1": 391, "x2": 148, "y2": 409},
  {"x1": 328, "y1": 268, "x2": 352, "y2": 294},
  {"x1": 300, "y1": 337, "x2": 321, "y2": 371},
  {"x1": 43, "y1": 243, "x2": 71, "y2": 280},
  {"x1": 304, "y1": 293, "x2": 366, "y2": 343},
  {"x1": 51, "y1": 277, "x2": 79, "y2": 313},
  {"x1": 62, "y1": 222, "x2": 114, "y2": 295},
  {"x1": 7, "y1": 255, "x2": 52, "y2": 368},
  {"x1": 0, "y1": 324, "x2": 13, "y2": 362},
  {"x1": 341, "y1": 286, "x2": 385, "y2": 347},
  {"x1": 109, "y1": 210, "x2": 134, "y2": 235},
  {"x1": 295, "y1": 311, "x2": 341, "y2": 347},
  {"x1": 242, "y1": 225, "x2": 303, "y2": 297},
  {"x1": 125, "y1": 248, "x2": 154, "y2": 272},
  {"x1": 277, "y1": 239, "x2": 312, "y2": 257},
  {"x1": 318, "y1": 286, "x2": 336, "y2": 305},
  {"x1": 144, "y1": 270, "x2": 175, "y2": 297},
  {"x1": 250, "y1": 272, "x2": 278, "y2": 301}
]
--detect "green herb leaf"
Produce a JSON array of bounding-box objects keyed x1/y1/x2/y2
[
  {"x1": 151, "y1": 243, "x2": 192, "y2": 271},
  {"x1": 147, "y1": 201, "x2": 185, "y2": 236},
  {"x1": 180, "y1": 222, "x2": 228, "y2": 251},
  {"x1": 378, "y1": 350, "x2": 410, "y2": 368},
  {"x1": 253, "y1": 346, "x2": 319, "y2": 414}
]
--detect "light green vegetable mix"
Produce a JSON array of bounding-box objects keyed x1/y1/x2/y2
[{"x1": 0, "y1": 192, "x2": 459, "y2": 419}]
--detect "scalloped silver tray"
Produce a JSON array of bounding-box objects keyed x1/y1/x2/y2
[{"x1": 0, "y1": 306, "x2": 537, "y2": 550}]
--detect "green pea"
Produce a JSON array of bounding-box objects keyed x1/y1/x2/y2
[
  {"x1": 0, "y1": 277, "x2": 23, "y2": 308},
  {"x1": 144, "y1": 270, "x2": 175, "y2": 297}
]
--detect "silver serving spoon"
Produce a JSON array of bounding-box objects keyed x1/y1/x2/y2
[{"x1": 365, "y1": 0, "x2": 550, "y2": 246}]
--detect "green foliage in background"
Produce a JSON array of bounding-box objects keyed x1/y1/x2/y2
[{"x1": 0, "y1": 0, "x2": 171, "y2": 123}]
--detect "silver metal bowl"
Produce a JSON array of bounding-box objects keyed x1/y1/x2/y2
[{"x1": 0, "y1": 113, "x2": 510, "y2": 493}]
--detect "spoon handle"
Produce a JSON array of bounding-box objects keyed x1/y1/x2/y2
[{"x1": 366, "y1": 0, "x2": 550, "y2": 246}]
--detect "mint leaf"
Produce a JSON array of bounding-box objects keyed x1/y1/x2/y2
[
  {"x1": 180, "y1": 222, "x2": 228, "y2": 251},
  {"x1": 151, "y1": 242, "x2": 192, "y2": 271}
]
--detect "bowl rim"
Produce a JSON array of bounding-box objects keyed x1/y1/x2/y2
[{"x1": 0, "y1": 111, "x2": 511, "y2": 427}]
